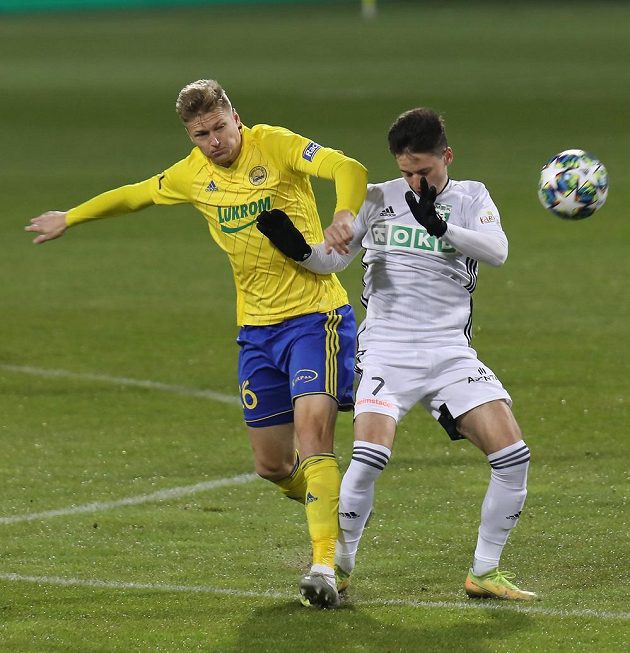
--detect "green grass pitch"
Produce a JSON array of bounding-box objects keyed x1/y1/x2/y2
[{"x1": 1, "y1": 1, "x2": 629, "y2": 651}]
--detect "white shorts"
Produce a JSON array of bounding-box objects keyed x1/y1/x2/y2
[{"x1": 354, "y1": 344, "x2": 511, "y2": 440}]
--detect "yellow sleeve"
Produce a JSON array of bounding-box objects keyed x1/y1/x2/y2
[
  {"x1": 314, "y1": 151, "x2": 368, "y2": 216},
  {"x1": 65, "y1": 179, "x2": 155, "y2": 226}
]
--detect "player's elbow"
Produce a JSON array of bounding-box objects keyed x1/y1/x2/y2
[
  {"x1": 487, "y1": 244, "x2": 508, "y2": 267},
  {"x1": 485, "y1": 234, "x2": 508, "y2": 267},
  {"x1": 352, "y1": 160, "x2": 368, "y2": 189},
  {"x1": 354, "y1": 159, "x2": 368, "y2": 179}
]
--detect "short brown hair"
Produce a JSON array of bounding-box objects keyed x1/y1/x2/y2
[
  {"x1": 387, "y1": 108, "x2": 447, "y2": 156},
  {"x1": 175, "y1": 79, "x2": 231, "y2": 123}
]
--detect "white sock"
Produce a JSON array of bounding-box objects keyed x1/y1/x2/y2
[
  {"x1": 310, "y1": 563, "x2": 335, "y2": 588},
  {"x1": 472, "y1": 440, "x2": 530, "y2": 576},
  {"x1": 336, "y1": 440, "x2": 391, "y2": 573}
]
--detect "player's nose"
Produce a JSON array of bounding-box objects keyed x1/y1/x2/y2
[{"x1": 410, "y1": 176, "x2": 423, "y2": 193}]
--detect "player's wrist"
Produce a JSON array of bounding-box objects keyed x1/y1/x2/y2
[
  {"x1": 291, "y1": 243, "x2": 312, "y2": 262},
  {"x1": 331, "y1": 210, "x2": 355, "y2": 228},
  {"x1": 431, "y1": 219, "x2": 447, "y2": 238}
]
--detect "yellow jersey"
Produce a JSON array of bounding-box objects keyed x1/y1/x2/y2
[{"x1": 66, "y1": 124, "x2": 367, "y2": 326}]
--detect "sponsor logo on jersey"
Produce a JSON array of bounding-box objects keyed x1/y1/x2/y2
[
  {"x1": 292, "y1": 368, "x2": 318, "y2": 387},
  {"x1": 356, "y1": 397, "x2": 396, "y2": 409},
  {"x1": 205, "y1": 180, "x2": 218, "y2": 192},
  {"x1": 302, "y1": 141, "x2": 322, "y2": 162},
  {"x1": 217, "y1": 196, "x2": 271, "y2": 233},
  {"x1": 467, "y1": 371, "x2": 498, "y2": 383},
  {"x1": 379, "y1": 206, "x2": 396, "y2": 217},
  {"x1": 248, "y1": 166, "x2": 267, "y2": 186},
  {"x1": 370, "y1": 221, "x2": 456, "y2": 254},
  {"x1": 479, "y1": 209, "x2": 498, "y2": 224}
]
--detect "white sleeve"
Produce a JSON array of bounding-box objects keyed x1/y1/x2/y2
[
  {"x1": 442, "y1": 223, "x2": 508, "y2": 267},
  {"x1": 300, "y1": 242, "x2": 360, "y2": 273},
  {"x1": 299, "y1": 209, "x2": 367, "y2": 274}
]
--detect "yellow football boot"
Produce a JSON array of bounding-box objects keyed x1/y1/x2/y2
[{"x1": 465, "y1": 569, "x2": 538, "y2": 601}]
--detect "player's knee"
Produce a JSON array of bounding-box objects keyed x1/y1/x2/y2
[
  {"x1": 255, "y1": 460, "x2": 294, "y2": 483},
  {"x1": 297, "y1": 436, "x2": 334, "y2": 461},
  {"x1": 293, "y1": 396, "x2": 337, "y2": 449},
  {"x1": 293, "y1": 418, "x2": 335, "y2": 455}
]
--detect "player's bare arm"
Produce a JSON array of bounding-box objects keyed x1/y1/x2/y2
[
  {"x1": 324, "y1": 209, "x2": 355, "y2": 255},
  {"x1": 25, "y1": 210, "x2": 68, "y2": 244}
]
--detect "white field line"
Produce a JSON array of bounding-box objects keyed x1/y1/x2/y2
[
  {"x1": 1, "y1": 572, "x2": 629, "y2": 622},
  {"x1": 0, "y1": 573, "x2": 286, "y2": 599},
  {"x1": 5, "y1": 365, "x2": 629, "y2": 623},
  {"x1": 0, "y1": 364, "x2": 241, "y2": 406},
  {"x1": 0, "y1": 473, "x2": 258, "y2": 525},
  {"x1": 0, "y1": 364, "x2": 251, "y2": 525}
]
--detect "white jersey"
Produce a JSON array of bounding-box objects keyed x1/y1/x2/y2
[
  {"x1": 301, "y1": 176, "x2": 510, "y2": 424},
  {"x1": 304, "y1": 177, "x2": 507, "y2": 348}
]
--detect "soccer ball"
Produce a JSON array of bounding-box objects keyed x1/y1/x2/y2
[{"x1": 537, "y1": 149, "x2": 608, "y2": 219}]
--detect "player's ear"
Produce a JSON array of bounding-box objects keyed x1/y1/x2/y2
[
  {"x1": 444, "y1": 147, "x2": 453, "y2": 166},
  {"x1": 232, "y1": 109, "x2": 242, "y2": 128}
]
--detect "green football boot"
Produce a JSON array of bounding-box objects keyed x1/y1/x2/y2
[
  {"x1": 334, "y1": 564, "x2": 352, "y2": 594},
  {"x1": 465, "y1": 569, "x2": 538, "y2": 601}
]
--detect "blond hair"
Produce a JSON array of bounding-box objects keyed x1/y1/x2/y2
[{"x1": 175, "y1": 79, "x2": 231, "y2": 122}]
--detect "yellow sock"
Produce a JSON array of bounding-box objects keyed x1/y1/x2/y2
[
  {"x1": 301, "y1": 454, "x2": 341, "y2": 569},
  {"x1": 274, "y1": 451, "x2": 307, "y2": 504}
]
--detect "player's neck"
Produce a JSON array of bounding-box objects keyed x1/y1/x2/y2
[{"x1": 436, "y1": 177, "x2": 450, "y2": 196}]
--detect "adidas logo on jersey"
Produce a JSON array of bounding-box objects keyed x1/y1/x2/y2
[
  {"x1": 205, "y1": 180, "x2": 218, "y2": 192},
  {"x1": 379, "y1": 205, "x2": 396, "y2": 217}
]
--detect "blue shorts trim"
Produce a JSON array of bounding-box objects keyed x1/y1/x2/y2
[{"x1": 237, "y1": 305, "x2": 356, "y2": 427}]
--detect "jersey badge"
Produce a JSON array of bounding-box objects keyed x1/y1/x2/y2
[
  {"x1": 435, "y1": 202, "x2": 452, "y2": 221},
  {"x1": 302, "y1": 141, "x2": 322, "y2": 162},
  {"x1": 205, "y1": 180, "x2": 218, "y2": 192},
  {"x1": 248, "y1": 166, "x2": 268, "y2": 186}
]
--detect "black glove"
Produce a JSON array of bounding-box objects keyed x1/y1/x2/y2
[
  {"x1": 404, "y1": 177, "x2": 447, "y2": 237},
  {"x1": 256, "y1": 209, "x2": 312, "y2": 262}
]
